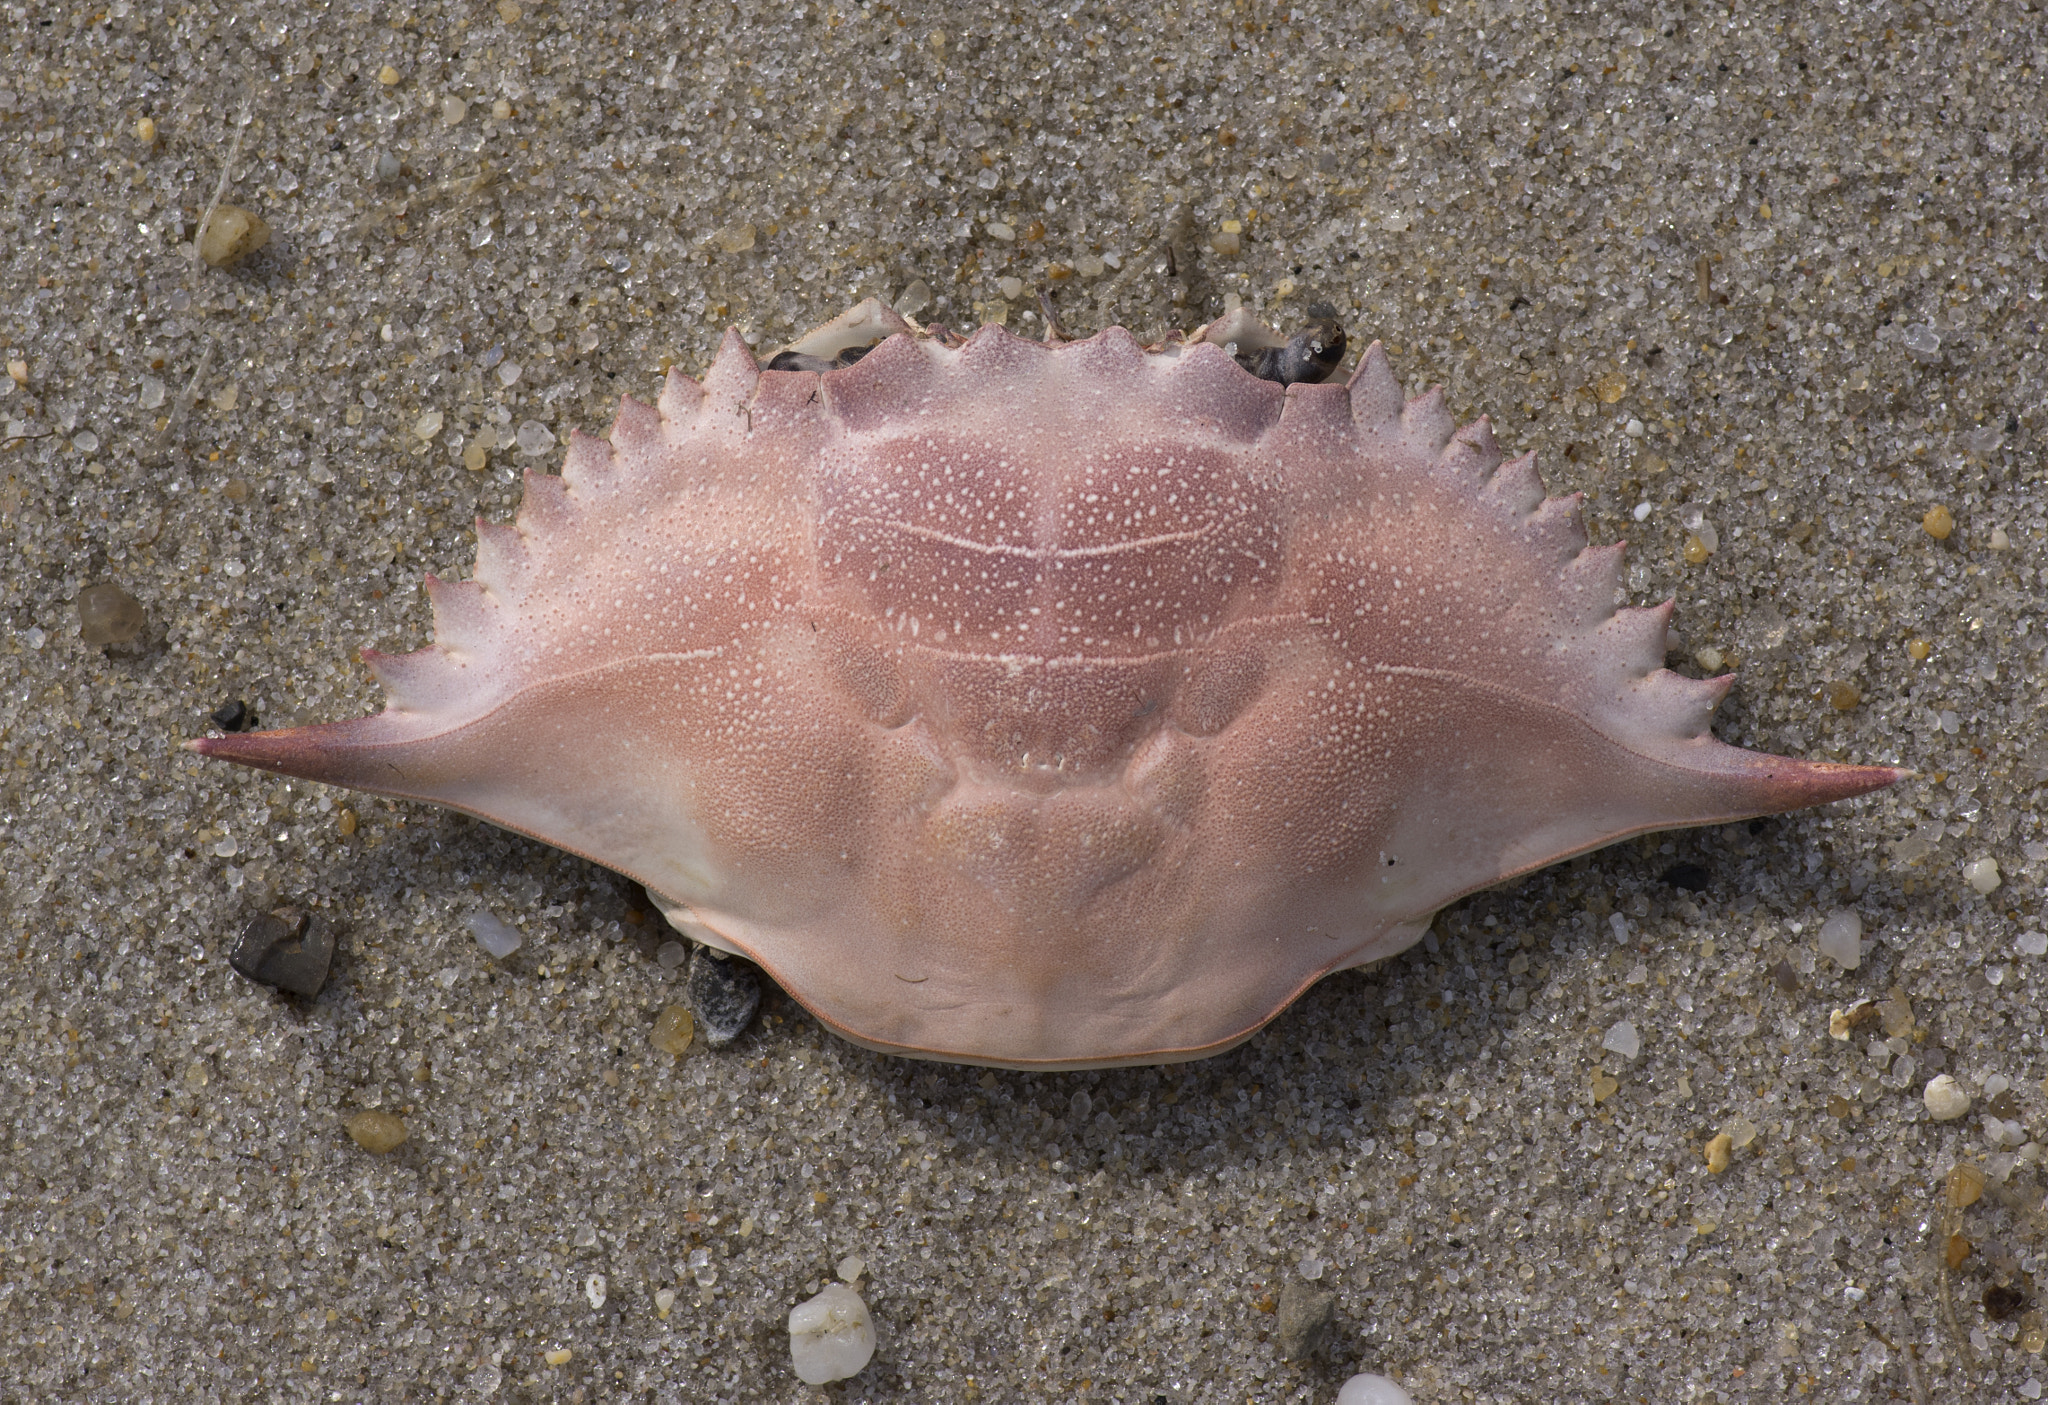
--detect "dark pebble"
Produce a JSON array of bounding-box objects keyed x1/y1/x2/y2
[
  {"x1": 1660, "y1": 862, "x2": 1711, "y2": 892},
  {"x1": 1274, "y1": 1280, "x2": 1337, "y2": 1360},
  {"x1": 688, "y1": 948, "x2": 760, "y2": 1047},
  {"x1": 211, "y1": 698, "x2": 258, "y2": 732},
  {"x1": 76, "y1": 583, "x2": 146, "y2": 645},
  {"x1": 1770, "y1": 959, "x2": 1799, "y2": 995},
  {"x1": 230, "y1": 906, "x2": 334, "y2": 997},
  {"x1": 1984, "y1": 1284, "x2": 2029, "y2": 1322}
]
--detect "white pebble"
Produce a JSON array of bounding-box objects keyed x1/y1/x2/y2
[
  {"x1": 467, "y1": 910, "x2": 523, "y2": 959},
  {"x1": 2019, "y1": 932, "x2": 2048, "y2": 958},
  {"x1": 1923, "y1": 1074, "x2": 1972, "y2": 1121},
  {"x1": 1337, "y1": 1374, "x2": 1415, "y2": 1405},
  {"x1": 788, "y1": 1283, "x2": 876, "y2": 1385},
  {"x1": 836, "y1": 1254, "x2": 867, "y2": 1283},
  {"x1": 515, "y1": 419, "x2": 554, "y2": 455},
  {"x1": 584, "y1": 1273, "x2": 607, "y2": 1309},
  {"x1": 1816, "y1": 909, "x2": 1863, "y2": 969},
  {"x1": 1964, "y1": 857, "x2": 2002, "y2": 895},
  {"x1": 1601, "y1": 1020, "x2": 1641, "y2": 1061}
]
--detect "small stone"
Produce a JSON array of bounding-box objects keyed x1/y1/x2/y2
[
  {"x1": 1924, "y1": 1074, "x2": 1972, "y2": 1121},
  {"x1": 198, "y1": 206, "x2": 271, "y2": 268},
  {"x1": 893, "y1": 279, "x2": 932, "y2": 319},
  {"x1": 1985, "y1": 1285, "x2": 2031, "y2": 1322},
  {"x1": 1337, "y1": 1375, "x2": 1415, "y2": 1405},
  {"x1": 584, "y1": 1273, "x2": 606, "y2": 1309},
  {"x1": 377, "y1": 64, "x2": 402, "y2": 86},
  {"x1": 1683, "y1": 534, "x2": 1713, "y2": 565},
  {"x1": 654, "y1": 1287, "x2": 676, "y2": 1319},
  {"x1": 1660, "y1": 861, "x2": 1710, "y2": 892},
  {"x1": 1827, "y1": 681, "x2": 1861, "y2": 711},
  {"x1": 76, "y1": 583, "x2": 145, "y2": 645},
  {"x1": 2019, "y1": 932, "x2": 2048, "y2": 958},
  {"x1": 1770, "y1": 959, "x2": 1799, "y2": 995},
  {"x1": 1989, "y1": 525, "x2": 2012, "y2": 550},
  {"x1": 712, "y1": 222, "x2": 756, "y2": 254},
  {"x1": 1817, "y1": 909, "x2": 1863, "y2": 968},
  {"x1": 515, "y1": 420, "x2": 554, "y2": 456},
  {"x1": 1922, "y1": 504, "x2": 1955, "y2": 541},
  {"x1": 337, "y1": 807, "x2": 358, "y2": 837},
  {"x1": 1601, "y1": 1020, "x2": 1641, "y2": 1060},
  {"x1": 210, "y1": 698, "x2": 256, "y2": 732},
  {"x1": 345, "y1": 1110, "x2": 408, "y2": 1153},
  {"x1": 649, "y1": 1004, "x2": 695, "y2": 1056},
  {"x1": 6, "y1": 359, "x2": 25, "y2": 386},
  {"x1": 1275, "y1": 1279, "x2": 1336, "y2": 1360},
  {"x1": 374, "y1": 151, "x2": 403, "y2": 183},
  {"x1": 440, "y1": 96, "x2": 468, "y2": 126},
  {"x1": 463, "y1": 440, "x2": 490, "y2": 471},
  {"x1": 492, "y1": 98, "x2": 513, "y2": 120},
  {"x1": 1906, "y1": 638, "x2": 1932, "y2": 661},
  {"x1": 1589, "y1": 1071, "x2": 1619, "y2": 1103},
  {"x1": 787, "y1": 1283, "x2": 876, "y2": 1385},
  {"x1": 542, "y1": 1347, "x2": 572, "y2": 1367},
  {"x1": 1946, "y1": 1233, "x2": 1973, "y2": 1271},
  {"x1": 412, "y1": 409, "x2": 444, "y2": 442},
  {"x1": 655, "y1": 940, "x2": 689, "y2": 971},
  {"x1": 1964, "y1": 857, "x2": 2002, "y2": 895},
  {"x1": 1595, "y1": 370, "x2": 1628, "y2": 404},
  {"x1": 467, "y1": 910, "x2": 524, "y2": 959},
  {"x1": 134, "y1": 116, "x2": 157, "y2": 144},
  {"x1": 229, "y1": 906, "x2": 335, "y2": 997},
  {"x1": 985, "y1": 221, "x2": 1016, "y2": 242},
  {"x1": 998, "y1": 275, "x2": 1026, "y2": 301},
  {"x1": 689, "y1": 949, "x2": 761, "y2": 1046},
  {"x1": 1946, "y1": 1161, "x2": 1987, "y2": 1209},
  {"x1": 836, "y1": 1255, "x2": 866, "y2": 1284},
  {"x1": 138, "y1": 375, "x2": 166, "y2": 409},
  {"x1": 1704, "y1": 1132, "x2": 1732, "y2": 1173},
  {"x1": 1212, "y1": 227, "x2": 1242, "y2": 257}
]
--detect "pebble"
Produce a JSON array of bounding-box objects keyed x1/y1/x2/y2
[
  {"x1": 1276, "y1": 1279, "x2": 1337, "y2": 1360},
  {"x1": 210, "y1": 698, "x2": 257, "y2": 732},
  {"x1": 1601, "y1": 1020, "x2": 1641, "y2": 1060},
  {"x1": 1924, "y1": 1074, "x2": 1972, "y2": 1121},
  {"x1": 712, "y1": 222, "x2": 757, "y2": 253},
  {"x1": 515, "y1": 419, "x2": 554, "y2": 456},
  {"x1": 1816, "y1": 909, "x2": 1863, "y2": 968},
  {"x1": 1921, "y1": 503, "x2": 1955, "y2": 540},
  {"x1": 76, "y1": 582, "x2": 145, "y2": 645},
  {"x1": 2019, "y1": 932, "x2": 2048, "y2": 958},
  {"x1": 689, "y1": 948, "x2": 761, "y2": 1046},
  {"x1": 344, "y1": 1110, "x2": 409, "y2": 1153},
  {"x1": 1703, "y1": 1132, "x2": 1733, "y2": 1174},
  {"x1": 1963, "y1": 857, "x2": 2002, "y2": 895},
  {"x1": 787, "y1": 1282, "x2": 876, "y2": 1385},
  {"x1": 1336, "y1": 1374, "x2": 1414, "y2": 1405},
  {"x1": 228, "y1": 906, "x2": 335, "y2": 997},
  {"x1": 649, "y1": 1004, "x2": 695, "y2": 1056},
  {"x1": 467, "y1": 910, "x2": 523, "y2": 959},
  {"x1": 198, "y1": 206, "x2": 271, "y2": 268}
]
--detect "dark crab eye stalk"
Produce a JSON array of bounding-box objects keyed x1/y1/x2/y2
[{"x1": 1251, "y1": 302, "x2": 1347, "y2": 387}]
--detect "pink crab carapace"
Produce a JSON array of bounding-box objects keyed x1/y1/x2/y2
[{"x1": 191, "y1": 300, "x2": 1900, "y2": 1069}]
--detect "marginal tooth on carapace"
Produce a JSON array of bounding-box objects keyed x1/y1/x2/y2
[
  {"x1": 1345, "y1": 341, "x2": 1402, "y2": 431},
  {"x1": 1625, "y1": 668, "x2": 1738, "y2": 742},
  {"x1": 657, "y1": 365, "x2": 704, "y2": 428},
  {"x1": 471, "y1": 519, "x2": 526, "y2": 594},
  {"x1": 699, "y1": 329, "x2": 761, "y2": 423},
  {"x1": 559, "y1": 429, "x2": 613, "y2": 492},
  {"x1": 818, "y1": 332, "x2": 943, "y2": 434},
  {"x1": 1484, "y1": 450, "x2": 1547, "y2": 517},
  {"x1": 1602, "y1": 600, "x2": 1677, "y2": 677},
  {"x1": 1401, "y1": 385, "x2": 1457, "y2": 452},
  {"x1": 424, "y1": 574, "x2": 495, "y2": 650},
  {"x1": 361, "y1": 645, "x2": 451, "y2": 709},
  {"x1": 1520, "y1": 491, "x2": 1591, "y2": 565},
  {"x1": 1559, "y1": 541, "x2": 1627, "y2": 623},
  {"x1": 1159, "y1": 342, "x2": 1284, "y2": 444},
  {"x1": 1436, "y1": 415, "x2": 1503, "y2": 484},
  {"x1": 609, "y1": 394, "x2": 662, "y2": 455},
  {"x1": 514, "y1": 469, "x2": 575, "y2": 533}
]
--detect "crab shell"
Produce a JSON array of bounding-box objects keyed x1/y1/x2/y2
[{"x1": 191, "y1": 301, "x2": 1899, "y2": 1069}]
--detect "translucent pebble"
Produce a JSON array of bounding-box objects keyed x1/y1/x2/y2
[
  {"x1": 515, "y1": 420, "x2": 555, "y2": 456},
  {"x1": 836, "y1": 1255, "x2": 866, "y2": 1283},
  {"x1": 2019, "y1": 932, "x2": 2048, "y2": 958},
  {"x1": 76, "y1": 582, "x2": 146, "y2": 644},
  {"x1": 985, "y1": 221, "x2": 1016, "y2": 242},
  {"x1": 788, "y1": 1283, "x2": 876, "y2": 1385},
  {"x1": 1816, "y1": 909, "x2": 1863, "y2": 968},
  {"x1": 441, "y1": 96, "x2": 468, "y2": 126},
  {"x1": 1901, "y1": 323, "x2": 1942, "y2": 360},
  {"x1": 584, "y1": 1273, "x2": 606, "y2": 1309},
  {"x1": 198, "y1": 205, "x2": 271, "y2": 268},
  {"x1": 496, "y1": 360, "x2": 523, "y2": 387},
  {"x1": 1336, "y1": 1374, "x2": 1414, "y2": 1405},
  {"x1": 656, "y1": 940, "x2": 689, "y2": 971},
  {"x1": 467, "y1": 910, "x2": 523, "y2": 959},
  {"x1": 344, "y1": 1110, "x2": 408, "y2": 1153},
  {"x1": 1298, "y1": 1254, "x2": 1325, "y2": 1281},
  {"x1": 138, "y1": 376, "x2": 166, "y2": 409},
  {"x1": 72, "y1": 429, "x2": 99, "y2": 453},
  {"x1": 412, "y1": 409, "x2": 444, "y2": 442},
  {"x1": 1964, "y1": 857, "x2": 2001, "y2": 895},
  {"x1": 649, "y1": 1004, "x2": 694, "y2": 1055},
  {"x1": 1601, "y1": 1020, "x2": 1641, "y2": 1060},
  {"x1": 998, "y1": 276, "x2": 1025, "y2": 301},
  {"x1": 1924, "y1": 1074, "x2": 1971, "y2": 1121}
]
